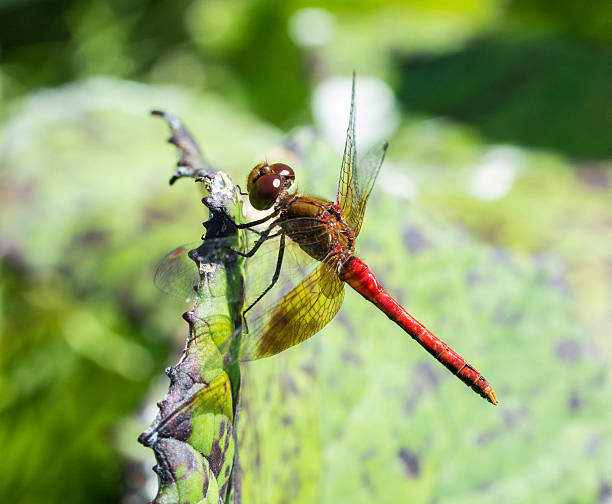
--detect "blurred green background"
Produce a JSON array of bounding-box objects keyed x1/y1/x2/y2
[{"x1": 1, "y1": 0, "x2": 611, "y2": 503}]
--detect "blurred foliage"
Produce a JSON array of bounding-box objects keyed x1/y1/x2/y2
[
  {"x1": 1, "y1": 0, "x2": 503, "y2": 126},
  {"x1": 508, "y1": 0, "x2": 612, "y2": 44},
  {"x1": 1, "y1": 0, "x2": 612, "y2": 503},
  {"x1": 397, "y1": 36, "x2": 612, "y2": 159}
]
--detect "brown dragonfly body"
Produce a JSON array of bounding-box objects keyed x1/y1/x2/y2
[{"x1": 280, "y1": 195, "x2": 355, "y2": 262}]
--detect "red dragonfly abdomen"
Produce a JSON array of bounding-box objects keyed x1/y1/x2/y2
[{"x1": 339, "y1": 256, "x2": 498, "y2": 405}]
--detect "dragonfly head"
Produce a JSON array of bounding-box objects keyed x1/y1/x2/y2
[{"x1": 247, "y1": 162, "x2": 295, "y2": 210}]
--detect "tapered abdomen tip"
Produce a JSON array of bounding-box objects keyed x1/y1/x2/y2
[{"x1": 485, "y1": 386, "x2": 498, "y2": 405}]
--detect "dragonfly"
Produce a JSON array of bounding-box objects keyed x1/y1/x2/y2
[{"x1": 157, "y1": 77, "x2": 498, "y2": 405}]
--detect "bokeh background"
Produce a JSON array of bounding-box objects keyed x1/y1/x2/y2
[{"x1": 1, "y1": 1, "x2": 611, "y2": 503}]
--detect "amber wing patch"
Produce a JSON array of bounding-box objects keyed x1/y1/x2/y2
[{"x1": 251, "y1": 259, "x2": 345, "y2": 358}]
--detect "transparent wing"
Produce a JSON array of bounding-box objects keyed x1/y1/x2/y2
[
  {"x1": 336, "y1": 73, "x2": 357, "y2": 214},
  {"x1": 154, "y1": 231, "x2": 307, "y2": 304},
  {"x1": 155, "y1": 235, "x2": 254, "y2": 302},
  {"x1": 155, "y1": 217, "x2": 335, "y2": 295},
  {"x1": 154, "y1": 242, "x2": 202, "y2": 303},
  {"x1": 336, "y1": 76, "x2": 389, "y2": 236},
  {"x1": 348, "y1": 141, "x2": 388, "y2": 236}
]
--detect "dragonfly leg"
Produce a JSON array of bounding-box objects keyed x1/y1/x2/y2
[
  {"x1": 244, "y1": 228, "x2": 282, "y2": 239},
  {"x1": 231, "y1": 218, "x2": 280, "y2": 258},
  {"x1": 242, "y1": 232, "x2": 286, "y2": 330},
  {"x1": 233, "y1": 209, "x2": 279, "y2": 229},
  {"x1": 220, "y1": 210, "x2": 279, "y2": 238}
]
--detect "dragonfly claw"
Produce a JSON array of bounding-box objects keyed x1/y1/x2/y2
[{"x1": 230, "y1": 247, "x2": 248, "y2": 258}]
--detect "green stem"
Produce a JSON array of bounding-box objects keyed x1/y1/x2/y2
[{"x1": 139, "y1": 111, "x2": 245, "y2": 504}]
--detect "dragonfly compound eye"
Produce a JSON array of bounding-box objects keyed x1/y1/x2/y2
[
  {"x1": 270, "y1": 163, "x2": 294, "y2": 178},
  {"x1": 251, "y1": 173, "x2": 282, "y2": 210},
  {"x1": 270, "y1": 163, "x2": 295, "y2": 189}
]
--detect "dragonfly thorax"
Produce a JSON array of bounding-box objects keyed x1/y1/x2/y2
[
  {"x1": 280, "y1": 197, "x2": 356, "y2": 263},
  {"x1": 247, "y1": 162, "x2": 295, "y2": 210}
]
